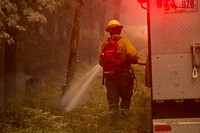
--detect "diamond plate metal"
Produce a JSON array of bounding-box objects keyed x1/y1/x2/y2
[
  {"x1": 150, "y1": 0, "x2": 200, "y2": 100},
  {"x1": 152, "y1": 53, "x2": 200, "y2": 100}
]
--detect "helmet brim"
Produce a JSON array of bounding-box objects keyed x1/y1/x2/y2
[{"x1": 105, "y1": 25, "x2": 123, "y2": 32}]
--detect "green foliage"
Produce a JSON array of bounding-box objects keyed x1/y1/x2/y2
[
  {"x1": 1, "y1": 0, "x2": 24, "y2": 29},
  {"x1": 0, "y1": 105, "x2": 50, "y2": 132},
  {"x1": 36, "y1": 0, "x2": 61, "y2": 13},
  {"x1": 0, "y1": 62, "x2": 151, "y2": 133},
  {"x1": 0, "y1": 31, "x2": 14, "y2": 44},
  {"x1": 26, "y1": 11, "x2": 47, "y2": 23},
  {"x1": 0, "y1": 0, "x2": 66, "y2": 44},
  {"x1": 1, "y1": 0, "x2": 63, "y2": 26}
]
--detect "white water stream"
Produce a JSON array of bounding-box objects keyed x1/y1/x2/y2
[{"x1": 61, "y1": 64, "x2": 102, "y2": 111}]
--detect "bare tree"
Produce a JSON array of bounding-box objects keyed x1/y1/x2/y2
[
  {"x1": 0, "y1": 21, "x2": 5, "y2": 105},
  {"x1": 64, "y1": 0, "x2": 84, "y2": 94}
]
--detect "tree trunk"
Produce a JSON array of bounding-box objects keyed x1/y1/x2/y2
[
  {"x1": 0, "y1": 39, "x2": 5, "y2": 106},
  {"x1": 5, "y1": 38, "x2": 16, "y2": 104},
  {"x1": 63, "y1": 0, "x2": 84, "y2": 95},
  {"x1": 4, "y1": 23, "x2": 17, "y2": 104},
  {"x1": 0, "y1": 14, "x2": 5, "y2": 106}
]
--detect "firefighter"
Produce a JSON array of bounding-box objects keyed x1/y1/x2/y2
[{"x1": 98, "y1": 19, "x2": 139, "y2": 121}]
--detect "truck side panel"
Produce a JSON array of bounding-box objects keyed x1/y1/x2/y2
[
  {"x1": 150, "y1": 0, "x2": 200, "y2": 100},
  {"x1": 149, "y1": 0, "x2": 200, "y2": 132}
]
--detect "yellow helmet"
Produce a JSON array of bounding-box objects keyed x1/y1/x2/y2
[{"x1": 105, "y1": 20, "x2": 123, "y2": 32}]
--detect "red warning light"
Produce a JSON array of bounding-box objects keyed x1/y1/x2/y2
[
  {"x1": 155, "y1": 125, "x2": 172, "y2": 131},
  {"x1": 157, "y1": 0, "x2": 163, "y2": 8},
  {"x1": 137, "y1": 0, "x2": 147, "y2": 3}
]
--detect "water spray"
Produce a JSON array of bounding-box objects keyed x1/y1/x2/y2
[{"x1": 61, "y1": 64, "x2": 102, "y2": 111}]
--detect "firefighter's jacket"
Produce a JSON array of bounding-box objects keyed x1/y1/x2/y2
[{"x1": 98, "y1": 34, "x2": 139, "y2": 68}]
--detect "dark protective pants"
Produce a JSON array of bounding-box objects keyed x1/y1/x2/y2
[{"x1": 105, "y1": 70, "x2": 134, "y2": 116}]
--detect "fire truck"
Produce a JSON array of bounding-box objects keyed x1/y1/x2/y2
[{"x1": 137, "y1": 0, "x2": 200, "y2": 132}]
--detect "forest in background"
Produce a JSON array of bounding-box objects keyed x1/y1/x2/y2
[
  {"x1": 0, "y1": 0, "x2": 147, "y2": 104},
  {"x1": 0, "y1": 0, "x2": 150, "y2": 132}
]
